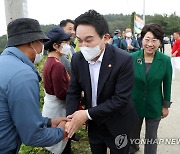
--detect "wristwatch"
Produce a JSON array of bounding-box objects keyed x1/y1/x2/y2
[{"x1": 47, "y1": 118, "x2": 52, "y2": 127}]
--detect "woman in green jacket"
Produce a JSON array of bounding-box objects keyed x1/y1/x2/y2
[{"x1": 130, "y1": 23, "x2": 172, "y2": 154}]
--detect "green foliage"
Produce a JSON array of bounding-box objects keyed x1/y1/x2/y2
[
  {"x1": 0, "y1": 35, "x2": 7, "y2": 54},
  {"x1": 71, "y1": 127, "x2": 91, "y2": 154},
  {"x1": 19, "y1": 145, "x2": 50, "y2": 154},
  {"x1": 104, "y1": 14, "x2": 131, "y2": 35},
  {"x1": 40, "y1": 24, "x2": 57, "y2": 35}
]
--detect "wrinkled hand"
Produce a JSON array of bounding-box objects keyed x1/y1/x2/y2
[
  {"x1": 57, "y1": 120, "x2": 68, "y2": 140},
  {"x1": 51, "y1": 117, "x2": 69, "y2": 128},
  {"x1": 162, "y1": 107, "x2": 169, "y2": 118},
  {"x1": 65, "y1": 110, "x2": 88, "y2": 138},
  {"x1": 64, "y1": 121, "x2": 71, "y2": 140}
]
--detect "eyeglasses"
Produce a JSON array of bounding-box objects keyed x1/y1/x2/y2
[{"x1": 143, "y1": 38, "x2": 159, "y2": 44}]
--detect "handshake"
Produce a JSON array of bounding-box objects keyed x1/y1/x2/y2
[{"x1": 50, "y1": 110, "x2": 89, "y2": 140}]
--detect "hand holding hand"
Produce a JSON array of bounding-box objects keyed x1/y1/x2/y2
[
  {"x1": 65, "y1": 110, "x2": 88, "y2": 138},
  {"x1": 51, "y1": 117, "x2": 70, "y2": 128},
  {"x1": 57, "y1": 120, "x2": 68, "y2": 140}
]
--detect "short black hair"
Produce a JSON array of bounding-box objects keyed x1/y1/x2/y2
[
  {"x1": 74, "y1": 10, "x2": 109, "y2": 38},
  {"x1": 59, "y1": 19, "x2": 74, "y2": 28},
  {"x1": 45, "y1": 38, "x2": 70, "y2": 52},
  {"x1": 174, "y1": 31, "x2": 180, "y2": 35},
  {"x1": 141, "y1": 23, "x2": 164, "y2": 43}
]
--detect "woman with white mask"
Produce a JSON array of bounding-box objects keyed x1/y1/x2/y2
[{"x1": 42, "y1": 27, "x2": 71, "y2": 154}]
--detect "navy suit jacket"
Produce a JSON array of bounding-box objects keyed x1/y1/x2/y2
[
  {"x1": 66, "y1": 44, "x2": 137, "y2": 137},
  {"x1": 120, "y1": 38, "x2": 140, "y2": 52}
]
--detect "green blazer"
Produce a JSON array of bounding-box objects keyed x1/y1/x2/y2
[{"x1": 131, "y1": 50, "x2": 172, "y2": 118}]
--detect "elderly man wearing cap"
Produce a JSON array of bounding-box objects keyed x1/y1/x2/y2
[
  {"x1": 0, "y1": 18, "x2": 69, "y2": 153},
  {"x1": 42, "y1": 26, "x2": 72, "y2": 154},
  {"x1": 112, "y1": 29, "x2": 121, "y2": 48}
]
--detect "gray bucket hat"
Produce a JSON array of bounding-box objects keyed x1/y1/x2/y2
[{"x1": 7, "y1": 18, "x2": 49, "y2": 47}]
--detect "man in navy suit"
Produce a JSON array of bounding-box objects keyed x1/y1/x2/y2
[
  {"x1": 120, "y1": 28, "x2": 140, "y2": 53},
  {"x1": 65, "y1": 10, "x2": 139, "y2": 154}
]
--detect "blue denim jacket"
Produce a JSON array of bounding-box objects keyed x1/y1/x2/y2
[{"x1": 0, "y1": 47, "x2": 64, "y2": 153}]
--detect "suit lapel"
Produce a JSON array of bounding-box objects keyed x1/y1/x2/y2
[
  {"x1": 79, "y1": 56, "x2": 92, "y2": 106},
  {"x1": 147, "y1": 51, "x2": 162, "y2": 82},
  {"x1": 97, "y1": 44, "x2": 114, "y2": 98},
  {"x1": 136, "y1": 50, "x2": 146, "y2": 83}
]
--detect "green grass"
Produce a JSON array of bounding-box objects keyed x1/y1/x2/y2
[{"x1": 19, "y1": 56, "x2": 91, "y2": 154}]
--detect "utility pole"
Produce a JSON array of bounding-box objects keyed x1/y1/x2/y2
[
  {"x1": 4, "y1": 0, "x2": 28, "y2": 25},
  {"x1": 143, "y1": 0, "x2": 145, "y2": 24},
  {"x1": 131, "y1": 12, "x2": 136, "y2": 35}
]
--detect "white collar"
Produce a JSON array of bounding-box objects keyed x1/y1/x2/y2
[{"x1": 88, "y1": 49, "x2": 105, "y2": 64}]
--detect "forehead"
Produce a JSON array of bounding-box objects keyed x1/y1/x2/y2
[
  {"x1": 65, "y1": 22, "x2": 74, "y2": 28},
  {"x1": 144, "y1": 31, "x2": 155, "y2": 38},
  {"x1": 173, "y1": 32, "x2": 179, "y2": 36},
  {"x1": 125, "y1": 28, "x2": 132, "y2": 32},
  {"x1": 76, "y1": 25, "x2": 99, "y2": 39}
]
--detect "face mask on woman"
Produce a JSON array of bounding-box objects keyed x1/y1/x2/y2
[{"x1": 60, "y1": 44, "x2": 71, "y2": 55}]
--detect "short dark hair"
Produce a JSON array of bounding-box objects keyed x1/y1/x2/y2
[
  {"x1": 46, "y1": 38, "x2": 70, "y2": 52},
  {"x1": 174, "y1": 31, "x2": 180, "y2": 36},
  {"x1": 74, "y1": 10, "x2": 109, "y2": 38},
  {"x1": 141, "y1": 23, "x2": 164, "y2": 43},
  {"x1": 59, "y1": 19, "x2": 74, "y2": 28}
]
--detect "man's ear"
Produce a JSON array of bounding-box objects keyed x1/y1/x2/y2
[
  {"x1": 29, "y1": 41, "x2": 35, "y2": 49},
  {"x1": 103, "y1": 33, "x2": 111, "y2": 44}
]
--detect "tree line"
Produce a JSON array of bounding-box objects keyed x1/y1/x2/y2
[{"x1": 0, "y1": 13, "x2": 180, "y2": 53}]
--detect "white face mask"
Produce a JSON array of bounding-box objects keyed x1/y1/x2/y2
[
  {"x1": 60, "y1": 44, "x2": 71, "y2": 55},
  {"x1": 32, "y1": 43, "x2": 44, "y2": 64},
  {"x1": 126, "y1": 32, "x2": 132, "y2": 38},
  {"x1": 80, "y1": 45, "x2": 101, "y2": 61}
]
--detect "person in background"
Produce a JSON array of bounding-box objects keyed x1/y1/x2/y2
[
  {"x1": 171, "y1": 31, "x2": 180, "y2": 79},
  {"x1": 65, "y1": 10, "x2": 139, "y2": 154},
  {"x1": 122, "y1": 30, "x2": 126, "y2": 38},
  {"x1": 171, "y1": 31, "x2": 180, "y2": 57},
  {"x1": 0, "y1": 18, "x2": 68, "y2": 153},
  {"x1": 112, "y1": 29, "x2": 121, "y2": 48},
  {"x1": 159, "y1": 35, "x2": 165, "y2": 53},
  {"x1": 59, "y1": 19, "x2": 75, "y2": 76},
  {"x1": 60, "y1": 19, "x2": 76, "y2": 58},
  {"x1": 60, "y1": 19, "x2": 80, "y2": 152},
  {"x1": 137, "y1": 33, "x2": 142, "y2": 48},
  {"x1": 42, "y1": 27, "x2": 71, "y2": 154},
  {"x1": 170, "y1": 34, "x2": 175, "y2": 49},
  {"x1": 130, "y1": 23, "x2": 172, "y2": 154},
  {"x1": 120, "y1": 28, "x2": 140, "y2": 52}
]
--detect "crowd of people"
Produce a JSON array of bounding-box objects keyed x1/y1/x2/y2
[{"x1": 0, "y1": 9, "x2": 179, "y2": 154}]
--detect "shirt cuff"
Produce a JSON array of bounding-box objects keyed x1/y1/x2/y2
[
  {"x1": 163, "y1": 100, "x2": 172, "y2": 108},
  {"x1": 86, "y1": 109, "x2": 92, "y2": 120}
]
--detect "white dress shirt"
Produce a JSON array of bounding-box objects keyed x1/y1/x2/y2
[{"x1": 86, "y1": 51, "x2": 105, "y2": 120}]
